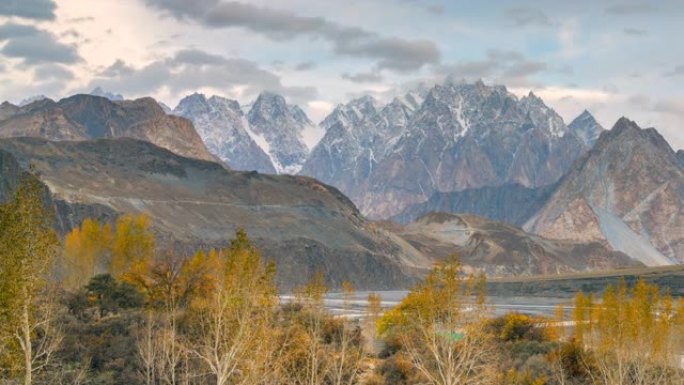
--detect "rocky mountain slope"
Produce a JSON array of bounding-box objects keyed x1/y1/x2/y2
[
  {"x1": 384, "y1": 212, "x2": 638, "y2": 276},
  {"x1": 174, "y1": 93, "x2": 276, "y2": 173},
  {"x1": 525, "y1": 118, "x2": 684, "y2": 266},
  {"x1": 392, "y1": 183, "x2": 556, "y2": 226},
  {"x1": 0, "y1": 137, "x2": 430, "y2": 290},
  {"x1": 246, "y1": 92, "x2": 315, "y2": 174},
  {"x1": 568, "y1": 109, "x2": 604, "y2": 146},
  {"x1": 301, "y1": 80, "x2": 590, "y2": 218},
  {"x1": 0, "y1": 94, "x2": 215, "y2": 162}
]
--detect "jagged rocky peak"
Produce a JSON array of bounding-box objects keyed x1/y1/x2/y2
[
  {"x1": 18, "y1": 94, "x2": 50, "y2": 106},
  {"x1": 175, "y1": 93, "x2": 212, "y2": 114},
  {"x1": 248, "y1": 91, "x2": 290, "y2": 121},
  {"x1": 116, "y1": 96, "x2": 166, "y2": 114},
  {"x1": 526, "y1": 117, "x2": 684, "y2": 265},
  {"x1": 289, "y1": 104, "x2": 314, "y2": 125},
  {"x1": 519, "y1": 91, "x2": 567, "y2": 137},
  {"x1": 568, "y1": 109, "x2": 604, "y2": 146},
  {"x1": 89, "y1": 86, "x2": 124, "y2": 101},
  {"x1": 0, "y1": 101, "x2": 20, "y2": 121},
  {"x1": 321, "y1": 95, "x2": 380, "y2": 130},
  {"x1": 247, "y1": 91, "x2": 311, "y2": 174},
  {"x1": 676, "y1": 149, "x2": 684, "y2": 168},
  {"x1": 395, "y1": 92, "x2": 422, "y2": 112},
  {"x1": 173, "y1": 92, "x2": 276, "y2": 174},
  {"x1": 302, "y1": 79, "x2": 589, "y2": 219}
]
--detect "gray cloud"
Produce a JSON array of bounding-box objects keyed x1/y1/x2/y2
[
  {"x1": 34, "y1": 64, "x2": 74, "y2": 81},
  {"x1": 653, "y1": 98, "x2": 684, "y2": 115},
  {"x1": 437, "y1": 49, "x2": 547, "y2": 86},
  {"x1": 0, "y1": 0, "x2": 56, "y2": 20},
  {"x1": 396, "y1": 0, "x2": 444, "y2": 15},
  {"x1": 90, "y1": 49, "x2": 318, "y2": 104},
  {"x1": 295, "y1": 61, "x2": 316, "y2": 71},
  {"x1": 623, "y1": 28, "x2": 647, "y2": 36},
  {"x1": 602, "y1": 83, "x2": 619, "y2": 93},
  {"x1": 664, "y1": 65, "x2": 684, "y2": 77},
  {"x1": 627, "y1": 94, "x2": 650, "y2": 105},
  {"x1": 503, "y1": 60, "x2": 547, "y2": 78},
  {"x1": 504, "y1": 7, "x2": 552, "y2": 27},
  {"x1": 605, "y1": 3, "x2": 656, "y2": 15},
  {"x1": 0, "y1": 23, "x2": 80, "y2": 65},
  {"x1": 100, "y1": 59, "x2": 136, "y2": 77},
  {"x1": 335, "y1": 36, "x2": 439, "y2": 71},
  {"x1": 144, "y1": 0, "x2": 440, "y2": 71},
  {"x1": 426, "y1": 4, "x2": 445, "y2": 15},
  {"x1": 341, "y1": 71, "x2": 383, "y2": 83}
]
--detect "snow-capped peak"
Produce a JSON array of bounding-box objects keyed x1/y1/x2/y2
[{"x1": 90, "y1": 87, "x2": 124, "y2": 101}]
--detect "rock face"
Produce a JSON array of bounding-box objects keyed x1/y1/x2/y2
[
  {"x1": 0, "y1": 94, "x2": 216, "y2": 162},
  {"x1": 568, "y1": 110, "x2": 604, "y2": 146},
  {"x1": 0, "y1": 137, "x2": 428, "y2": 290},
  {"x1": 676, "y1": 150, "x2": 684, "y2": 168},
  {"x1": 19, "y1": 95, "x2": 49, "y2": 106},
  {"x1": 301, "y1": 81, "x2": 589, "y2": 218},
  {"x1": 0, "y1": 102, "x2": 20, "y2": 121},
  {"x1": 384, "y1": 212, "x2": 638, "y2": 276},
  {"x1": 174, "y1": 93, "x2": 276, "y2": 173},
  {"x1": 247, "y1": 92, "x2": 314, "y2": 174},
  {"x1": 392, "y1": 183, "x2": 556, "y2": 226},
  {"x1": 301, "y1": 95, "x2": 411, "y2": 200},
  {"x1": 0, "y1": 147, "x2": 118, "y2": 234},
  {"x1": 525, "y1": 118, "x2": 684, "y2": 266}
]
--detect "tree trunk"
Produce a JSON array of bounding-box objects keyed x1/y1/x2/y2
[{"x1": 22, "y1": 302, "x2": 32, "y2": 385}]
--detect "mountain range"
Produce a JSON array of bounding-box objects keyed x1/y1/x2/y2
[
  {"x1": 174, "y1": 91, "x2": 321, "y2": 174},
  {"x1": 301, "y1": 81, "x2": 599, "y2": 218},
  {"x1": 2, "y1": 80, "x2": 683, "y2": 288}
]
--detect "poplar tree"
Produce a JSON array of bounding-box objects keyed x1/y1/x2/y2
[{"x1": 0, "y1": 173, "x2": 61, "y2": 385}]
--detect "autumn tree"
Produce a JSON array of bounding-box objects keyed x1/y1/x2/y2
[
  {"x1": 134, "y1": 248, "x2": 219, "y2": 385},
  {"x1": 365, "y1": 292, "x2": 382, "y2": 351},
  {"x1": 569, "y1": 279, "x2": 684, "y2": 385},
  {"x1": 378, "y1": 255, "x2": 498, "y2": 385},
  {"x1": 111, "y1": 213, "x2": 155, "y2": 279},
  {"x1": 279, "y1": 271, "x2": 332, "y2": 385},
  {"x1": 0, "y1": 173, "x2": 62, "y2": 385},
  {"x1": 184, "y1": 229, "x2": 278, "y2": 385},
  {"x1": 62, "y1": 218, "x2": 112, "y2": 290},
  {"x1": 329, "y1": 282, "x2": 365, "y2": 385}
]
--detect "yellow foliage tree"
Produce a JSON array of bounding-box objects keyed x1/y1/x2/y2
[
  {"x1": 111, "y1": 213, "x2": 155, "y2": 279},
  {"x1": 0, "y1": 174, "x2": 61, "y2": 385},
  {"x1": 571, "y1": 279, "x2": 684, "y2": 385},
  {"x1": 62, "y1": 218, "x2": 112, "y2": 290},
  {"x1": 185, "y1": 229, "x2": 278, "y2": 385},
  {"x1": 378, "y1": 255, "x2": 497, "y2": 385}
]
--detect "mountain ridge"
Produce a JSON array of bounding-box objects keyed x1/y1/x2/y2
[
  {"x1": 302, "y1": 80, "x2": 590, "y2": 219},
  {"x1": 0, "y1": 136, "x2": 429, "y2": 290},
  {"x1": 0, "y1": 94, "x2": 217, "y2": 163},
  {"x1": 525, "y1": 117, "x2": 684, "y2": 265}
]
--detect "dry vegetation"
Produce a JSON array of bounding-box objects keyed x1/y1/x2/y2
[{"x1": 1, "y1": 176, "x2": 684, "y2": 385}]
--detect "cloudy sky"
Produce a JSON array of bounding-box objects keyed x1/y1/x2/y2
[{"x1": 1, "y1": 0, "x2": 683, "y2": 147}]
